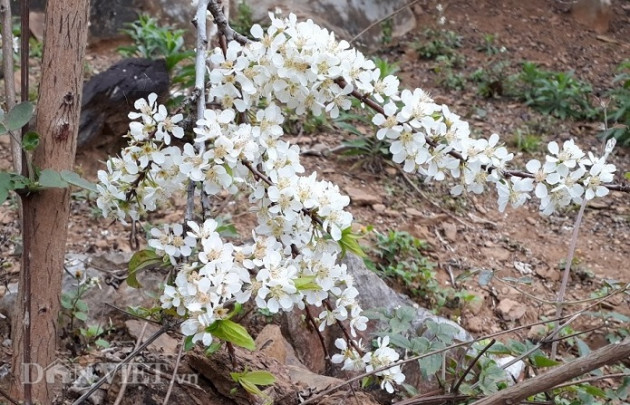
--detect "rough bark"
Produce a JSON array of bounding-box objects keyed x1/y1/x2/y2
[
  {"x1": 471, "y1": 337, "x2": 630, "y2": 405},
  {"x1": 10, "y1": 0, "x2": 90, "y2": 403}
]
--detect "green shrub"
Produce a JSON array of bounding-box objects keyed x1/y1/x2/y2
[
  {"x1": 602, "y1": 60, "x2": 630, "y2": 145},
  {"x1": 512, "y1": 62, "x2": 597, "y2": 121},
  {"x1": 413, "y1": 28, "x2": 462, "y2": 61}
]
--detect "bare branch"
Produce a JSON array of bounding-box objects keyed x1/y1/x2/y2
[
  {"x1": 470, "y1": 338, "x2": 630, "y2": 405},
  {"x1": 206, "y1": 0, "x2": 251, "y2": 45}
]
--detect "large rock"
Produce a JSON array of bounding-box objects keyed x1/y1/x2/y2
[
  {"x1": 236, "y1": 0, "x2": 416, "y2": 46},
  {"x1": 14, "y1": 0, "x2": 416, "y2": 46},
  {"x1": 281, "y1": 253, "x2": 472, "y2": 390},
  {"x1": 571, "y1": 0, "x2": 612, "y2": 34},
  {"x1": 78, "y1": 58, "x2": 170, "y2": 149}
]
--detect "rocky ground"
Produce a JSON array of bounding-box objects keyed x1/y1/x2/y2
[{"x1": 1, "y1": 0, "x2": 630, "y2": 404}]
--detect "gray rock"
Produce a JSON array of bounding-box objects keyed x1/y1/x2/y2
[
  {"x1": 236, "y1": 0, "x2": 416, "y2": 46},
  {"x1": 342, "y1": 253, "x2": 472, "y2": 343},
  {"x1": 282, "y1": 253, "x2": 472, "y2": 390}
]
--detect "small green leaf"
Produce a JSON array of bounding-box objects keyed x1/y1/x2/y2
[
  {"x1": 205, "y1": 341, "x2": 223, "y2": 355},
  {"x1": 38, "y1": 169, "x2": 68, "y2": 188},
  {"x1": 0, "y1": 122, "x2": 7, "y2": 135},
  {"x1": 22, "y1": 131, "x2": 40, "y2": 151},
  {"x1": 531, "y1": 355, "x2": 560, "y2": 368},
  {"x1": 127, "y1": 249, "x2": 163, "y2": 288},
  {"x1": 207, "y1": 319, "x2": 256, "y2": 350},
  {"x1": 0, "y1": 172, "x2": 11, "y2": 203},
  {"x1": 60, "y1": 170, "x2": 97, "y2": 192},
  {"x1": 338, "y1": 227, "x2": 366, "y2": 258},
  {"x1": 581, "y1": 384, "x2": 606, "y2": 397},
  {"x1": 240, "y1": 371, "x2": 276, "y2": 386},
  {"x1": 293, "y1": 276, "x2": 321, "y2": 291},
  {"x1": 239, "y1": 379, "x2": 264, "y2": 396},
  {"x1": 95, "y1": 338, "x2": 110, "y2": 348},
  {"x1": 74, "y1": 299, "x2": 89, "y2": 313},
  {"x1": 575, "y1": 338, "x2": 591, "y2": 357},
  {"x1": 184, "y1": 335, "x2": 194, "y2": 351},
  {"x1": 74, "y1": 311, "x2": 88, "y2": 321},
  {"x1": 6, "y1": 102, "x2": 34, "y2": 131}
]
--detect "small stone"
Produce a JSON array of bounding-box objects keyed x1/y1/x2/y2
[
  {"x1": 527, "y1": 324, "x2": 547, "y2": 341},
  {"x1": 384, "y1": 209, "x2": 400, "y2": 217},
  {"x1": 526, "y1": 217, "x2": 537, "y2": 226},
  {"x1": 345, "y1": 186, "x2": 381, "y2": 206},
  {"x1": 125, "y1": 320, "x2": 179, "y2": 355},
  {"x1": 405, "y1": 207, "x2": 424, "y2": 217},
  {"x1": 482, "y1": 247, "x2": 511, "y2": 262},
  {"x1": 466, "y1": 316, "x2": 485, "y2": 333},
  {"x1": 372, "y1": 204, "x2": 386, "y2": 213},
  {"x1": 497, "y1": 298, "x2": 527, "y2": 321},
  {"x1": 385, "y1": 167, "x2": 397, "y2": 176},
  {"x1": 535, "y1": 265, "x2": 561, "y2": 282},
  {"x1": 442, "y1": 222, "x2": 458, "y2": 242},
  {"x1": 255, "y1": 325, "x2": 290, "y2": 365},
  {"x1": 466, "y1": 292, "x2": 485, "y2": 315}
]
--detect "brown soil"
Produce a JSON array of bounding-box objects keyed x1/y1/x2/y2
[{"x1": 1, "y1": 0, "x2": 630, "y2": 403}]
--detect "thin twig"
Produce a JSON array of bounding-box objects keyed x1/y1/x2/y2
[
  {"x1": 349, "y1": 0, "x2": 422, "y2": 44},
  {"x1": 494, "y1": 277, "x2": 629, "y2": 306},
  {"x1": 303, "y1": 304, "x2": 330, "y2": 360},
  {"x1": 301, "y1": 312, "x2": 579, "y2": 404},
  {"x1": 206, "y1": 0, "x2": 251, "y2": 45},
  {"x1": 0, "y1": 0, "x2": 20, "y2": 173},
  {"x1": 553, "y1": 372, "x2": 630, "y2": 390},
  {"x1": 72, "y1": 321, "x2": 178, "y2": 405},
  {"x1": 552, "y1": 198, "x2": 587, "y2": 360},
  {"x1": 452, "y1": 339, "x2": 495, "y2": 394},
  {"x1": 163, "y1": 336, "x2": 186, "y2": 405},
  {"x1": 0, "y1": 386, "x2": 19, "y2": 405},
  {"x1": 113, "y1": 321, "x2": 149, "y2": 405}
]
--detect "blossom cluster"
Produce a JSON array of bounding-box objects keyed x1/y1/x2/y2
[{"x1": 95, "y1": 11, "x2": 619, "y2": 394}]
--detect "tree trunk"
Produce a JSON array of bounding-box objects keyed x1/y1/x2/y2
[{"x1": 10, "y1": 0, "x2": 90, "y2": 403}]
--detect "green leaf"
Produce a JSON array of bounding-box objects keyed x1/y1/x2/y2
[
  {"x1": 22, "y1": 131, "x2": 40, "y2": 151},
  {"x1": 74, "y1": 299, "x2": 89, "y2": 313},
  {"x1": 575, "y1": 338, "x2": 591, "y2": 358},
  {"x1": 420, "y1": 353, "x2": 442, "y2": 377},
  {"x1": 38, "y1": 169, "x2": 68, "y2": 188},
  {"x1": 0, "y1": 122, "x2": 7, "y2": 135},
  {"x1": 239, "y1": 371, "x2": 275, "y2": 386},
  {"x1": 184, "y1": 335, "x2": 194, "y2": 351},
  {"x1": 581, "y1": 384, "x2": 606, "y2": 397},
  {"x1": 95, "y1": 338, "x2": 110, "y2": 348},
  {"x1": 60, "y1": 170, "x2": 97, "y2": 192},
  {"x1": 338, "y1": 227, "x2": 366, "y2": 258},
  {"x1": 207, "y1": 319, "x2": 256, "y2": 350},
  {"x1": 74, "y1": 311, "x2": 88, "y2": 321},
  {"x1": 531, "y1": 355, "x2": 560, "y2": 368},
  {"x1": 293, "y1": 276, "x2": 321, "y2": 291},
  {"x1": 238, "y1": 379, "x2": 264, "y2": 396},
  {"x1": 0, "y1": 172, "x2": 11, "y2": 203},
  {"x1": 127, "y1": 249, "x2": 163, "y2": 288},
  {"x1": 205, "y1": 341, "x2": 223, "y2": 355},
  {"x1": 6, "y1": 102, "x2": 34, "y2": 131}
]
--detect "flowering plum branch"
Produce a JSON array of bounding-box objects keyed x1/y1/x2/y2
[{"x1": 95, "y1": 9, "x2": 627, "y2": 394}]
